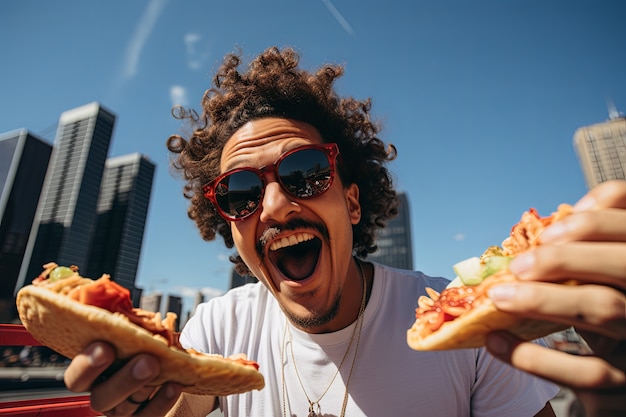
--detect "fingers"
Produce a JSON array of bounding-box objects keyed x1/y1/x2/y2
[
  {"x1": 134, "y1": 383, "x2": 182, "y2": 417},
  {"x1": 90, "y1": 354, "x2": 159, "y2": 412},
  {"x1": 538, "y1": 208, "x2": 626, "y2": 244},
  {"x1": 488, "y1": 282, "x2": 626, "y2": 339},
  {"x1": 515, "y1": 180, "x2": 626, "y2": 284},
  {"x1": 485, "y1": 332, "x2": 626, "y2": 390},
  {"x1": 101, "y1": 383, "x2": 182, "y2": 417},
  {"x1": 510, "y1": 243, "x2": 626, "y2": 290},
  {"x1": 509, "y1": 194, "x2": 626, "y2": 289},
  {"x1": 485, "y1": 182, "x2": 626, "y2": 415},
  {"x1": 103, "y1": 383, "x2": 156, "y2": 416},
  {"x1": 573, "y1": 180, "x2": 626, "y2": 211},
  {"x1": 65, "y1": 342, "x2": 116, "y2": 393},
  {"x1": 65, "y1": 342, "x2": 182, "y2": 416}
]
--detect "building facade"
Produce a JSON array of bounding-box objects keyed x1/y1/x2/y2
[
  {"x1": 1, "y1": 102, "x2": 157, "y2": 320},
  {"x1": 165, "y1": 295, "x2": 183, "y2": 331},
  {"x1": 17, "y1": 102, "x2": 116, "y2": 290},
  {"x1": 368, "y1": 192, "x2": 413, "y2": 270},
  {"x1": 139, "y1": 293, "x2": 162, "y2": 313},
  {"x1": 230, "y1": 268, "x2": 258, "y2": 289},
  {"x1": 0, "y1": 130, "x2": 52, "y2": 321},
  {"x1": 574, "y1": 115, "x2": 626, "y2": 189},
  {"x1": 84, "y1": 153, "x2": 155, "y2": 292}
]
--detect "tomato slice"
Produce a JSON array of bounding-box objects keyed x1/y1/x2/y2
[{"x1": 422, "y1": 310, "x2": 445, "y2": 331}]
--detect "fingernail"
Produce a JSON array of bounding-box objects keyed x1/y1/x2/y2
[
  {"x1": 488, "y1": 284, "x2": 517, "y2": 302},
  {"x1": 573, "y1": 195, "x2": 595, "y2": 212},
  {"x1": 87, "y1": 344, "x2": 108, "y2": 367},
  {"x1": 132, "y1": 357, "x2": 156, "y2": 380},
  {"x1": 539, "y1": 222, "x2": 566, "y2": 243},
  {"x1": 486, "y1": 333, "x2": 510, "y2": 355},
  {"x1": 508, "y1": 252, "x2": 534, "y2": 277}
]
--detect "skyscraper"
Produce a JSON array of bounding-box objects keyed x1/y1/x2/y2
[
  {"x1": 0, "y1": 130, "x2": 52, "y2": 321},
  {"x1": 165, "y1": 295, "x2": 183, "y2": 331},
  {"x1": 139, "y1": 292, "x2": 162, "y2": 313},
  {"x1": 368, "y1": 192, "x2": 413, "y2": 270},
  {"x1": 84, "y1": 153, "x2": 155, "y2": 291},
  {"x1": 230, "y1": 268, "x2": 258, "y2": 289},
  {"x1": 17, "y1": 102, "x2": 115, "y2": 290},
  {"x1": 573, "y1": 112, "x2": 626, "y2": 189},
  {"x1": 192, "y1": 290, "x2": 205, "y2": 315}
]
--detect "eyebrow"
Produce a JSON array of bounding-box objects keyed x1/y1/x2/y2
[
  {"x1": 221, "y1": 152, "x2": 259, "y2": 173},
  {"x1": 221, "y1": 146, "x2": 284, "y2": 173}
]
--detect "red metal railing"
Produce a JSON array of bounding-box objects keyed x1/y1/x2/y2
[
  {"x1": 0, "y1": 395, "x2": 99, "y2": 417},
  {"x1": 0, "y1": 324, "x2": 101, "y2": 417}
]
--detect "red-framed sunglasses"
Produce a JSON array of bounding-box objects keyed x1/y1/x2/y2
[{"x1": 203, "y1": 143, "x2": 341, "y2": 221}]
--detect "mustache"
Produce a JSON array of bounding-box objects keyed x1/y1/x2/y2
[{"x1": 256, "y1": 218, "x2": 330, "y2": 257}]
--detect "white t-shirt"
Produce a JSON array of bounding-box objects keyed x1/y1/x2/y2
[{"x1": 180, "y1": 262, "x2": 559, "y2": 416}]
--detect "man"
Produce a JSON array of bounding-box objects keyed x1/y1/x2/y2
[{"x1": 64, "y1": 47, "x2": 625, "y2": 416}]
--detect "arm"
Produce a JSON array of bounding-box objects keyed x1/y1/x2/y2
[{"x1": 485, "y1": 180, "x2": 626, "y2": 417}]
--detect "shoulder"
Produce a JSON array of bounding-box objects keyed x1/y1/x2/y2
[
  {"x1": 373, "y1": 262, "x2": 451, "y2": 293},
  {"x1": 180, "y1": 282, "x2": 276, "y2": 352},
  {"x1": 192, "y1": 282, "x2": 276, "y2": 324},
  {"x1": 363, "y1": 262, "x2": 452, "y2": 330}
]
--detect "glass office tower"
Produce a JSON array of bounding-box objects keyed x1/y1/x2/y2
[
  {"x1": 85, "y1": 153, "x2": 155, "y2": 291},
  {"x1": 368, "y1": 192, "x2": 414, "y2": 270},
  {"x1": 17, "y1": 103, "x2": 115, "y2": 289},
  {"x1": 0, "y1": 130, "x2": 52, "y2": 320}
]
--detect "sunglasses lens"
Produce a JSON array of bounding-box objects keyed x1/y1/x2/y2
[
  {"x1": 278, "y1": 148, "x2": 332, "y2": 198},
  {"x1": 215, "y1": 170, "x2": 262, "y2": 219},
  {"x1": 207, "y1": 144, "x2": 337, "y2": 221}
]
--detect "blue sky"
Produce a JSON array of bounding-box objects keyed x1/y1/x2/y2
[{"x1": 2, "y1": 1, "x2": 625, "y2": 317}]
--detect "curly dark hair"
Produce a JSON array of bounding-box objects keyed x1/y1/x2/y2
[{"x1": 167, "y1": 46, "x2": 399, "y2": 275}]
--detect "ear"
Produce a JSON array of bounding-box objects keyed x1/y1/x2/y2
[{"x1": 345, "y1": 183, "x2": 361, "y2": 225}]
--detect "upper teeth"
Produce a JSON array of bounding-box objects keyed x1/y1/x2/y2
[{"x1": 269, "y1": 232, "x2": 315, "y2": 251}]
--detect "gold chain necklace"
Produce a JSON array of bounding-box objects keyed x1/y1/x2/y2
[{"x1": 281, "y1": 260, "x2": 367, "y2": 417}]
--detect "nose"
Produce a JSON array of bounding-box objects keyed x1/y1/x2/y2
[{"x1": 258, "y1": 180, "x2": 300, "y2": 223}]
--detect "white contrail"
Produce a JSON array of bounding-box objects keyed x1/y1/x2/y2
[
  {"x1": 321, "y1": 0, "x2": 355, "y2": 37},
  {"x1": 122, "y1": 0, "x2": 168, "y2": 79}
]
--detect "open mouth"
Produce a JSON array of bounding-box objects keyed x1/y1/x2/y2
[{"x1": 268, "y1": 232, "x2": 322, "y2": 281}]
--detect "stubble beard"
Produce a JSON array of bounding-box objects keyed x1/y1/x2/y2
[{"x1": 283, "y1": 288, "x2": 342, "y2": 330}]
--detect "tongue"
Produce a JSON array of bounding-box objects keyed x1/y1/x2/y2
[{"x1": 274, "y1": 238, "x2": 321, "y2": 281}]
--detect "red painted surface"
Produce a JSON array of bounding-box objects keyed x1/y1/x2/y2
[
  {"x1": 0, "y1": 324, "x2": 101, "y2": 417},
  {"x1": 0, "y1": 395, "x2": 100, "y2": 417}
]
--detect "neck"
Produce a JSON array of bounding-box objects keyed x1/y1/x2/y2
[{"x1": 281, "y1": 258, "x2": 369, "y2": 417}]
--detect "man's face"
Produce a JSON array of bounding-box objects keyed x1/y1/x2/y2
[{"x1": 220, "y1": 118, "x2": 361, "y2": 333}]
